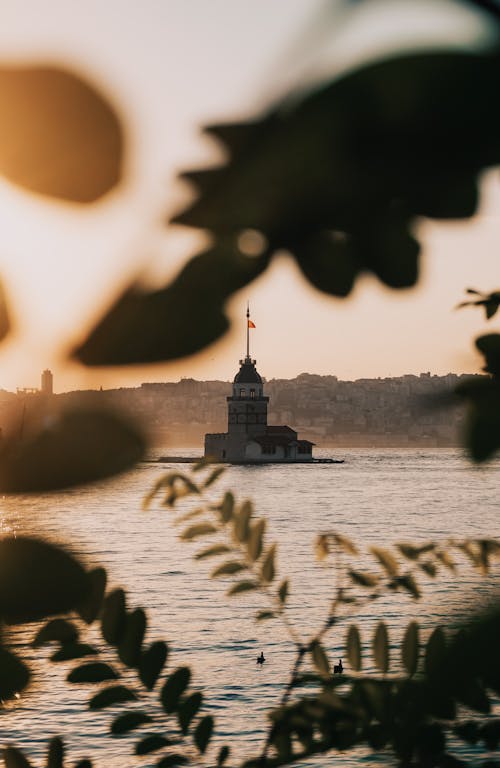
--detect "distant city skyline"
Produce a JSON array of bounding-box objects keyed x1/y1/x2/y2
[{"x1": 0, "y1": 0, "x2": 497, "y2": 393}]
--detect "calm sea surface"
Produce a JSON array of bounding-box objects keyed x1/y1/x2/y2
[{"x1": 1, "y1": 448, "x2": 499, "y2": 767}]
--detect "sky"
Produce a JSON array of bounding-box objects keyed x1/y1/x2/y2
[{"x1": 0, "y1": 0, "x2": 498, "y2": 391}]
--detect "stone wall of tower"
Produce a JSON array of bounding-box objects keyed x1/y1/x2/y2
[{"x1": 227, "y1": 395, "x2": 268, "y2": 436}]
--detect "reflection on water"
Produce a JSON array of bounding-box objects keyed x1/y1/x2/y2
[{"x1": 1, "y1": 449, "x2": 499, "y2": 766}]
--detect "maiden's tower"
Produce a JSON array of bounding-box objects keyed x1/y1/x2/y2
[{"x1": 204, "y1": 308, "x2": 315, "y2": 463}]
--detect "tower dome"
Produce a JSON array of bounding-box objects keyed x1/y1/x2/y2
[{"x1": 234, "y1": 361, "x2": 262, "y2": 384}]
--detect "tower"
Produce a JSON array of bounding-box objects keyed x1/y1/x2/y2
[
  {"x1": 41, "y1": 369, "x2": 53, "y2": 395},
  {"x1": 227, "y1": 305, "x2": 268, "y2": 435}
]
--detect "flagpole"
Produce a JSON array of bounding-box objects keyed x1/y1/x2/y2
[{"x1": 246, "y1": 302, "x2": 250, "y2": 360}]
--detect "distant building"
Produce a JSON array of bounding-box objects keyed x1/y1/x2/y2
[
  {"x1": 204, "y1": 309, "x2": 315, "y2": 462},
  {"x1": 41, "y1": 369, "x2": 53, "y2": 395}
]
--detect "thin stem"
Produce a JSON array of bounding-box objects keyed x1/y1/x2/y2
[{"x1": 260, "y1": 644, "x2": 307, "y2": 762}]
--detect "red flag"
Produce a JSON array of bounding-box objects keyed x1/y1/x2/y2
[{"x1": 248, "y1": 320, "x2": 256, "y2": 328}]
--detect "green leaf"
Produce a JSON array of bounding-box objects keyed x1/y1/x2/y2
[
  {"x1": 78, "y1": 567, "x2": 107, "y2": 624},
  {"x1": 3, "y1": 746, "x2": 32, "y2": 768},
  {"x1": 425, "y1": 627, "x2": 446, "y2": 679},
  {"x1": 347, "y1": 625, "x2": 361, "y2": 671},
  {"x1": 0, "y1": 647, "x2": 30, "y2": 699},
  {"x1": 261, "y1": 545, "x2": 276, "y2": 583},
  {"x1": 247, "y1": 519, "x2": 266, "y2": 561},
  {"x1": 195, "y1": 544, "x2": 232, "y2": 560},
  {"x1": 373, "y1": 622, "x2": 389, "y2": 674},
  {"x1": 160, "y1": 667, "x2": 191, "y2": 714},
  {"x1": 0, "y1": 65, "x2": 123, "y2": 202},
  {"x1": 348, "y1": 570, "x2": 379, "y2": 588},
  {"x1": 118, "y1": 608, "x2": 146, "y2": 668},
  {"x1": 211, "y1": 560, "x2": 246, "y2": 578},
  {"x1": 89, "y1": 684, "x2": 137, "y2": 710},
  {"x1": 371, "y1": 547, "x2": 399, "y2": 576},
  {"x1": 68, "y1": 662, "x2": 118, "y2": 684},
  {"x1": 139, "y1": 641, "x2": 168, "y2": 690},
  {"x1": 0, "y1": 537, "x2": 89, "y2": 624},
  {"x1": 278, "y1": 579, "x2": 289, "y2": 605},
  {"x1": 110, "y1": 711, "x2": 152, "y2": 735},
  {"x1": 203, "y1": 466, "x2": 225, "y2": 488},
  {"x1": 135, "y1": 735, "x2": 171, "y2": 755},
  {"x1": 234, "y1": 501, "x2": 252, "y2": 543},
  {"x1": 219, "y1": 492, "x2": 235, "y2": 523},
  {"x1": 178, "y1": 691, "x2": 203, "y2": 735},
  {"x1": 402, "y1": 621, "x2": 419, "y2": 676},
  {"x1": 51, "y1": 643, "x2": 97, "y2": 662},
  {"x1": 217, "y1": 745, "x2": 230, "y2": 766},
  {"x1": 47, "y1": 737, "x2": 64, "y2": 768},
  {"x1": 181, "y1": 523, "x2": 217, "y2": 541},
  {"x1": 311, "y1": 640, "x2": 330, "y2": 675},
  {"x1": 101, "y1": 588, "x2": 126, "y2": 646},
  {"x1": 33, "y1": 618, "x2": 78, "y2": 647},
  {"x1": 194, "y1": 715, "x2": 214, "y2": 754},
  {"x1": 227, "y1": 580, "x2": 258, "y2": 596}
]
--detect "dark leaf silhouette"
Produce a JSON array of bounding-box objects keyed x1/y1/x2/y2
[
  {"x1": 0, "y1": 65, "x2": 123, "y2": 202},
  {"x1": 172, "y1": 51, "x2": 500, "y2": 302},
  {"x1": 0, "y1": 407, "x2": 145, "y2": 492},
  {"x1": 74, "y1": 241, "x2": 270, "y2": 366},
  {"x1": 67, "y1": 661, "x2": 118, "y2": 684},
  {"x1": 194, "y1": 715, "x2": 214, "y2": 754},
  {"x1": 178, "y1": 691, "x2": 203, "y2": 734},
  {"x1": 134, "y1": 735, "x2": 171, "y2": 755},
  {"x1": 33, "y1": 618, "x2": 78, "y2": 647},
  {"x1": 47, "y1": 737, "x2": 64, "y2": 768},
  {"x1": 0, "y1": 280, "x2": 10, "y2": 344},
  {"x1": 0, "y1": 647, "x2": 30, "y2": 699},
  {"x1": 117, "y1": 608, "x2": 146, "y2": 667},
  {"x1": 51, "y1": 642, "x2": 97, "y2": 662},
  {"x1": 156, "y1": 755, "x2": 189, "y2": 768},
  {"x1": 139, "y1": 640, "x2": 168, "y2": 690},
  {"x1": 101, "y1": 588, "x2": 127, "y2": 646},
  {"x1": 78, "y1": 567, "x2": 107, "y2": 625},
  {"x1": 160, "y1": 667, "x2": 191, "y2": 714},
  {"x1": 110, "y1": 711, "x2": 152, "y2": 735},
  {"x1": 0, "y1": 537, "x2": 89, "y2": 623},
  {"x1": 2, "y1": 746, "x2": 32, "y2": 768},
  {"x1": 457, "y1": 289, "x2": 500, "y2": 320},
  {"x1": 89, "y1": 684, "x2": 137, "y2": 710}
]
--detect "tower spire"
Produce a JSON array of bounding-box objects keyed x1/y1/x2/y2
[{"x1": 246, "y1": 302, "x2": 250, "y2": 360}]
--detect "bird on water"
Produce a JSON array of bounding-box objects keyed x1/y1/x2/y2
[{"x1": 257, "y1": 651, "x2": 265, "y2": 665}]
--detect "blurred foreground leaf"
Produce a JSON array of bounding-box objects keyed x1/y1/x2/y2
[
  {"x1": 172, "y1": 50, "x2": 500, "y2": 303},
  {"x1": 456, "y1": 336, "x2": 500, "y2": 461},
  {"x1": 0, "y1": 647, "x2": 30, "y2": 699},
  {"x1": 0, "y1": 65, "x2": 123, "y2": 202},
  {"x1": 0, "y1": 536, "x2": 89, "y2": 623},
  {"x1": 0, "y1": 407, "x2": 145, "y2": 492},
  {"x1": 74, "y1": 241, "x2": 269, "y2": 365}
]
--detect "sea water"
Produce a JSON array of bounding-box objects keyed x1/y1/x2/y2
[{"x1": 0, "y1": 449, "x2": 499, "y2": 767}]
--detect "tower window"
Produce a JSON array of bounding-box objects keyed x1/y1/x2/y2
[
  {"x1": 239, "y1": 388, "x2": 245, "y2": 397},
  {"x1": 250, "y1": 388, "x2": 255, "y2": 398}
]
